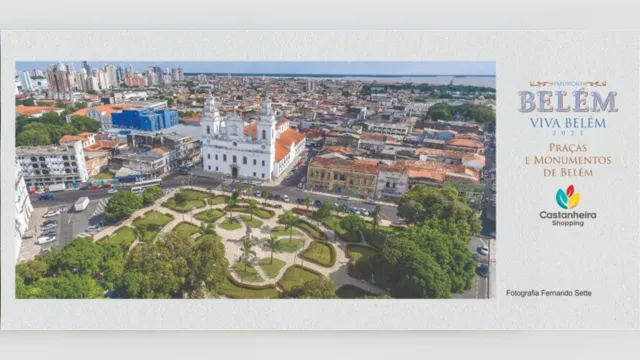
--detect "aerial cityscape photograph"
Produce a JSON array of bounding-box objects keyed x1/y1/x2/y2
[{"x1": 12, "y1": 61, "x2": 496, "y2": 300}]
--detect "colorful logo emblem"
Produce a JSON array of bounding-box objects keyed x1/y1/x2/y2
[{"x1": 556, "y1": 185, "x2": 580, "y2": 209}]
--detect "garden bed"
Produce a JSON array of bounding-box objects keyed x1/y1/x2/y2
[
  {"x1": 277, "y1": 265, "x2": 323, "y2": 293},
  {"x1": 132, "y1": 211, "x2": 174, "y2": 242},
  {"x1": 218, "y1": 218, "x2": 242, "y2": 231},
  {"x1": 323, "y1": 216, "x2": 360, "y2": 243},
  {"x1": 98, "y1": 226, "x2": 137, "y2": 254},
  {"x1": 277, "y1": 238, "x2": 306, "y2": 253},
  {"x1": 226, "y1": 206, "x2": 275, "y2": 219},
  {"x1": 257, "y1": 258, "x2": 286, "y2": 279},
  {"x1": 218, "y1": 276, "x2": 279, "y2": 299},
  {"x1": 271, "y1": 226, "x2": 303, "y2": 238},
  {"x1": 232, "y1": 262, "x2": 264, "y2": 282},
  {"x1": 240, "y1": 215, "x2": 263, "y2": 228},
  {"x1": 300, "y1": 241, "x2": 336, "y2": 267},
  {"x1": 170, "y1": 222, "x2": 201, "y2": 239},
  {"x1": 194, "y1": 208, "x2": 226, "y2": 223}
]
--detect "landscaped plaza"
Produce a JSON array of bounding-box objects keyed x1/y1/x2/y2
[{"x1": 16, "y1": 184, "x2": 484, "y2": 299}]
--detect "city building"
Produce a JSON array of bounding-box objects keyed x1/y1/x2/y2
[
  {"x1": 15, "y1": 105, "x2": 64, "y2": 118},
  {"x1": 73, "y1": 104, "x2": 136, "y2": 130},
  {"x1": 111, "y1": 108, "x2": 179, "y2": 131},
  {"x1": 59, "y1": 132, "x2": 97, "y2": 148},
  {"x1": 84, "y1": 152, "x2": 110, "y2": 177},
  {"x1": 363, "y1": 121, "x2": 412, "y2": 136},
  {"x1": 45, "y1": 62, "x2": 72, "y2": 95},
  {"x1": 124, "y1": 74, "x2": 148, "y2": 87},
  {"x1": 376, "y1": 162, "x2": 410, "y2": 200},
  {"x1": 127, "y1": 132, "x2": 201, "y2": 169},
  {"x1": 16, "y1": 141, "x2": 90, "y2": 188},
  {"x1": 20, "y1": 71, "x2": 33, "y2": 91},
  {"x1": 306, "y1": 157, "x2": 379, "y2": 198},
  {"x1": 444, "y1": 138, "x2": 484, "y2": 154},
  {"x1": 201, "y1": 93, "x2": 306, "y2": 181},
  {"x1": 324, "y1": 131, "x2": 361, "y2": 148},
  {"x1": 15, "y1": 160, "x2": 34, "y2": 261}
]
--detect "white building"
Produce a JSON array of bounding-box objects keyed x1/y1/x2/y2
[
  {"x1": 105, "y1": 65, "x2": 118, "y2": 88},
  {"x1": 201, "y1": 93, "x2": 305, "y2": 181},
  {"x1": 17, "y1": 141, "x2": 90, "y2": 188},
  {"x1": 20, "y1": 71, "x2": 33, "y2": 91},
  {"x1": 15, "y1": 160, "x2": 34, "y2": 261},
  {"x1": 364, "y1": 121, "x2": 412, "y2": 136},
  {"x1": 376, "y1": 163, "x2": 409, "y2": 200}
]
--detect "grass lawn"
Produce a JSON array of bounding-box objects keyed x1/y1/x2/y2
[
  {"x1": 170, "y1": 222, "x2": 201, "y2": 239},
  {"x1": 347, "y1": 244, "x2": 378, "y2": 263},
  {"x1": 194, "y1": 233, "x2": 222, "y2": 243},
  {"x1": 89, "y1": 172, "x2": 114, "y2": 181},
  {"x1": 336, "y1": 285, "x2": 373, "y2": 299},
  {"x1": 323, "y1": 216, "x2": 360, "y2": 242},
  {"x1": 362, "y1": 226, "x2": 394, "y2": 249},
  {"x1": 133, "y1": 211, "x2": 174, "y2": 242},
  {"x1": 180, "y1": 189, "x2": 211, "y2": 200},
  {"x1": 99, "y1": 226, "x2": 136, "y2": 254},
  {"x1": 163, "y1": 199, "x2": 206, "y2": 212},
  {"x1": 277, "y1": 266, "x2": 321, "y2": 293},
  {"x1": 278, "y1": 238, "x2": 306, "y2": 253},
  {"x1": 227, "y1": 206, "x2": 274, "y2": 219},
  {"x1": 294, "y1": 220, "x2": 326, "y2": 240},
  {"x1": 271, "y1": 226, "x2": 303, "y2": 238},
  {"x1": 232, "y1": 262, "x2": 263, "y2": 282},
  {"x1": 240, "y1": 215, "x2": 263, "y2": 228},
  {"x1": 257, "y1": 258, "x2": 286, "y2": 279},
  {"x1": 301, "y1": 241, "x2": 333, "y2": 267},
  {"x1": 194, "y1": 209, "x2": 226, "y2": 223},
  {"x1": 218, "y1": 277, "x2": 280, "y2": 299},
  {"x1": 209, "y1": 195, "x2": 229, "y2": 205},
  {"x1": 218, "y1": 218, "x2": 242, "y2": 231}
]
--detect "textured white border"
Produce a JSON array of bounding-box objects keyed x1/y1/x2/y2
[{"x1": 2, "y1": 31, "x2": 639, "y2": 330}]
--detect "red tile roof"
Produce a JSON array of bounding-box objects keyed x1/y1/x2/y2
[
  {"x1": 73, "y1": 104, "x2": 135, "y2": 117},
  {"x1": 15, "y1": 105, "x2": 63, "y2": 116},
  {"x1": 445, "y1": 138, "x2": 484, "y2": 149}
]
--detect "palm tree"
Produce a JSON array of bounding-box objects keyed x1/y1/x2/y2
[
  {"x1": 200, "y1": 221, "x2": 217, "y2": 236},
  {"x1": 304, "y1": 196, "x2": 311, "y2": 211},
  {"x1": 262, "y1": 191, "x2": 270, "y2": 206},
  {"x1": 226, "y1": 198, "x2": 237, "y2": 220},
  {"x1": 371, "y1": 205, "x2": 381, "y2": 233},
  {"x1": 247, "y1": 186, "x2": 253, "y2": 200},
  {"x1": 264, "y1": 234, "x2": 282, "y2": 264},
  {"x1": 247, "y1": 199, "x2": 259, "y2": 221},
  {"x1": 282, "y1": 210, "x2": 299, "y2": 244},
  {"x1": 239, "y1": 236, "x2": 257, "y2": 270}
]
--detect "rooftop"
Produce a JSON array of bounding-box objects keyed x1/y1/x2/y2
[
  {"x1": 15, "y1": 105, "x2": 63, "y2": 116},
  {"x1": 17, "y1": 142, "x2": 79, "y2": 155},
  {"x1": 73, "y1": 104, "x2": 136, "y2": 117}
]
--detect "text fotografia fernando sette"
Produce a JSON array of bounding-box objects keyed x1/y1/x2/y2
[{"x1": 506, "y1": 289, "x2": 592, "y2": 298}]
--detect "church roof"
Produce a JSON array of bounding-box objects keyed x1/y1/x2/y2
[
  {"x1": 243, "y1": 122, "x2": 258, "y2": 139},
  {"x1": 275, "y1": 142, "x2": 290, "y2": 162},
  {"x1": 277, "y1": 128, "x2": 305, "y2": 145}
]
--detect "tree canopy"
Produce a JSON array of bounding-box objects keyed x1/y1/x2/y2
[
  {"x1": 290, "y1": 277, "x2": 337, "y2": 299},
  {"x1": 15, "y1": 112, "x2": 101, "y2": 146},
  {"x1": 142, "y1": 185, "x2": 164, "y2": 206},
  {"x1": 339, "y1": 214, "x2": 367, "y2": 233},
  {"x1": 104, "y1": 191, "x2": 143, "y2": 224},
  {"x1": 426, "y1": 102, "x2": 495, "y2": 125}
]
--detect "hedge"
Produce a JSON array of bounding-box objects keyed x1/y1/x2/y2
[
  {"x1": 225, "y1": 275, "x2": 277, "y2": 290},
  {"x1": 292, "y1": 207, "x2": 314, "y2": 216},
  {"x1": 293, "y1": 219, "x2": 327, "y2": 241},
  {"x1": 226, "y1": 206, "x2": 275, "y2": 219},
  {"x1": 276, "y1": 265, "x2": 324, "y2": 293},
  {"x1": 300, "y1": 241, "x2": 336, "y2": 267}
]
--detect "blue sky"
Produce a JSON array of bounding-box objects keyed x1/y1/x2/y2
[{"x1": 16, "y1": 61, "x2": 495, "y2": 76}]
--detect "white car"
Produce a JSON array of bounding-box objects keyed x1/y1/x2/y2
[
  {"x1": 282, "y1": 195, "x2": 290, "y2": 202},
  {"x1": 108, "y1": 189, "x2": 118, "y2": 194},
  {"x1": 478, "y1": 245, "x2": 489, "y2": 255},
  {"x1": 43, "y1": 210, "x2": 61, "y2": 218},
  {"x1": 42, "y1": 223, "x2": 57, "y2": 230},
  {"x1": 87, "y1": 225, "x2": 101, "y2": 232},
  {"x1": 77, "y1": 232, "x2": 92, "y2": 238},
  {"x1": 364, "y1": 198, "x2": 376, "y2": 205},
  {"x1": 37, "y1": 236, "x2": 56, "y2": 245}
]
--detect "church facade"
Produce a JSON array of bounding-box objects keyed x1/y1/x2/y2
[{"x1": 201, "y1": 93, "x2": 305, "y2": 181}]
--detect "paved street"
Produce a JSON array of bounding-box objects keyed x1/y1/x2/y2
[{"x1": 452, "y1": 236, "x2": 495, "y2": 299}]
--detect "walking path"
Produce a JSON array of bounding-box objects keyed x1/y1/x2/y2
[{"x1": 93, "y1": 185, "x2": 389, "y2": 296}]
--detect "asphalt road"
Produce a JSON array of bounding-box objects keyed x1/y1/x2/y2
[{"x1": 453, "y1": 236, "x2": 492, "y2": 299}]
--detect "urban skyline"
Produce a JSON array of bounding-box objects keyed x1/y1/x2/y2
[{"x1": 16, "y1": 61, "x2": 496, "y2": 76}]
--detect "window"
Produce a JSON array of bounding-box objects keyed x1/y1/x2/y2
[
  {"x1": 215, "y1": 154, "x2": 218, "y2": 160},
  {"x1": 232, "y1": 155, "x2": 237, "y2": 163},
  {"x1": 262, "y1": 129, "x2": 266, "y2": 140},
  {"x1": 253, "y1": 172, "x2": 256, "y2": 177},
  {"x1": 215, "y1": 166, "x2": 218, "y2": 171},
  {"x1": 223, "y1": 154, "x2": 227, "y2": 162},
  {"x1": 207, "y1": 125, "x2": 211, "y2": 134},
  {"x1": 62, "y1": 155, "x2": 69, "y2": 160},
  {"x1": 71, "y1": 156, "x2": 76, "y2": 160},
  {"x1": 208, "y1": 153, "x2": 211, "y2": 159},
  {"x1": 72, "y1": 162, "x2": 77, "y2": 167},
  {"x1": 208, "y1": 165, "x2": 211, "y2": 170},
  {"x1": 253, "y1": 159, "x2": 257, "y2": 165},
  {"x1": 262, "y1": 173, "x2": 265, "y2": 178},
  {"x1": 243, "y1": 156, "x2": 247, "y2": 165},
  {"x1": 349, "y1": 179, "x2": 354, "y2": 185},
  {"x1": 30, "y1": 157, "x2": 37, "y2": 162},
  {"x1": 262, "y1": 160, "x2": 265, "y2": 166}
]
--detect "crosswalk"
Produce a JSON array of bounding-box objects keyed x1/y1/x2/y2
[{"x1": 91, "y1": 199, "x2": 108, "y2": 218}]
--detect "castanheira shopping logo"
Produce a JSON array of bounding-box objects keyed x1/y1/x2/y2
[{"x1": 555, "y1": 185, "x2": 580, "y2": 210}]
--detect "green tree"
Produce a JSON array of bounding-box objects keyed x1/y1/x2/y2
[
  {"x1": 70, "y1": 115, "x2": 101, "y2": 133},
  {"x1": 261, "y1": 191, "x2": 270, "y2": 205},
  {"x1": 16, "y1": 260, "x2": 49, "y2": 285},
  {"x1": 282, "y1": 211, "x2": 299, "y2": 244},
  {"x1": 247, "y1": 199, "x2": 259, "y2": 221},
  {"x1": 50, "y1": 236, "x2": 104, "y2": 276},
  {"x1": 304, "y1": 196, "x2": 311, "y2": 211},
  {"x1": 174, "y1": 191, "x2": 190, "y2": 207},
  {"x1": 264, "y1": 234, "x2": 282, "y2": 264},
  {"x1": 17, "y1": 273, "x2": 105, "y2": 299},
  {"x1": 313, "y1": 201, "x2": 334, "y2": 220},
  {"x1": 16, "y1": 129, "x2": 50, "y2": 146},
  {"x1": 291, "y1": 277, "x2": 337, "y2": 299},
  {"x1": 397, "y1": 185, "x2": 481, "y2": 238},
  {"x1": 142, "y1": 185, "x2": 164, "y2": 206},
  {"x1": 22, "y1": 97, "x2": 36, "y2": 106},
  {"x1": 371, "y1": 205, "x2": 381, "y2": 233},
  {"x1": 340, "y1": 214, "x2": 367, "y2": 233},
  {"x1": 185, "y1": 235, "x2": 229, "y2": 297},
  {"x1": 104, "y1": 191, "x2": 143, "y2": 224},
  {"x1": 239, "y1": 236, "x2": 257, "y2": 270},
  {"x1": 100, "y1": 258, "x2": 126, "y2": 292},
  {"x1": 226, "y1": 197, "x2": 237, "y2": 219},
  {"x1": 167, "y1": 98, "x2": 174, "y2": 106}
]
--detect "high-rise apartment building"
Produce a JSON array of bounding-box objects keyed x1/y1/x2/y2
[
  {"x1": 20, "y1": 71, "x2": 33, "y2": 91},
  {"x1": 45, "y1": 62, "x2": 72, "y2": 94}
]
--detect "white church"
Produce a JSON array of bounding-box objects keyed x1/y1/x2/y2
[{"x1": 201, "y1": 93, "x2": 306, "y2": 181}]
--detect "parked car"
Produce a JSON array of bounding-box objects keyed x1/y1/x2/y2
[
  {"x1": 339, "y1": 196, "x2": 350, "y2": 201},
  {"x1": 297, "y1": 183, "x2": 304, "y2": 189},
  {"x1": 37, "y1": 236, "x2": 56, "y2": 245},
  {"x1": 478, "y1": 245, "x2": 489, "y2": 255},
  {"x1": 43, "y1": 219, "x2": 57, "y2": 225},
  {"x1": 87, "y1": 225, "x2": 101, "y2": 232},
  {"x1": 43, "y1": 210, "x2": 61, "y2": 218},
  {"x1": 282, "y1": 195, "x2": 290, "y2": 202},
  {"x1": 296, "y1": 198, "x2": 305, "y2": 205},
  {"x1": 273, "y1": 194, "x2": 282, "y2": 201},
  {"x1": 41, "y1": 230, "x2": 57, "y2": 237},
  {"x1": 108, "y1": 189, "x2": 118, "y2": 194},
  {"x1": 477, "y1": 264, "x2": 489, "y2": 277},
  {"x1": 313, "y1": 200, "x2": 322, "y2": 208},
  {"x1": 42, "y1": 223, "x2": 57, "y2": 230},
  {"x1": 254, "y1": 190, "x2": 262, "y2": 197},
  {"x1": 39, "y1": 194, "x2": 55, "y2": 200},
  {"x1": 364, "y1": 198, "x2": 376, "y2": 205},
  {"x1": 77, "y1": 232, "x2": 92, "y2": 238}
]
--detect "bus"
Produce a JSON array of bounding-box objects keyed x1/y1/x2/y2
[
  {"x1": 133, "y1": 179, "x2": 162, "y2": 188},
  {"x1": 130, "y1": 186, "x2": 143, "y2": 194}
]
